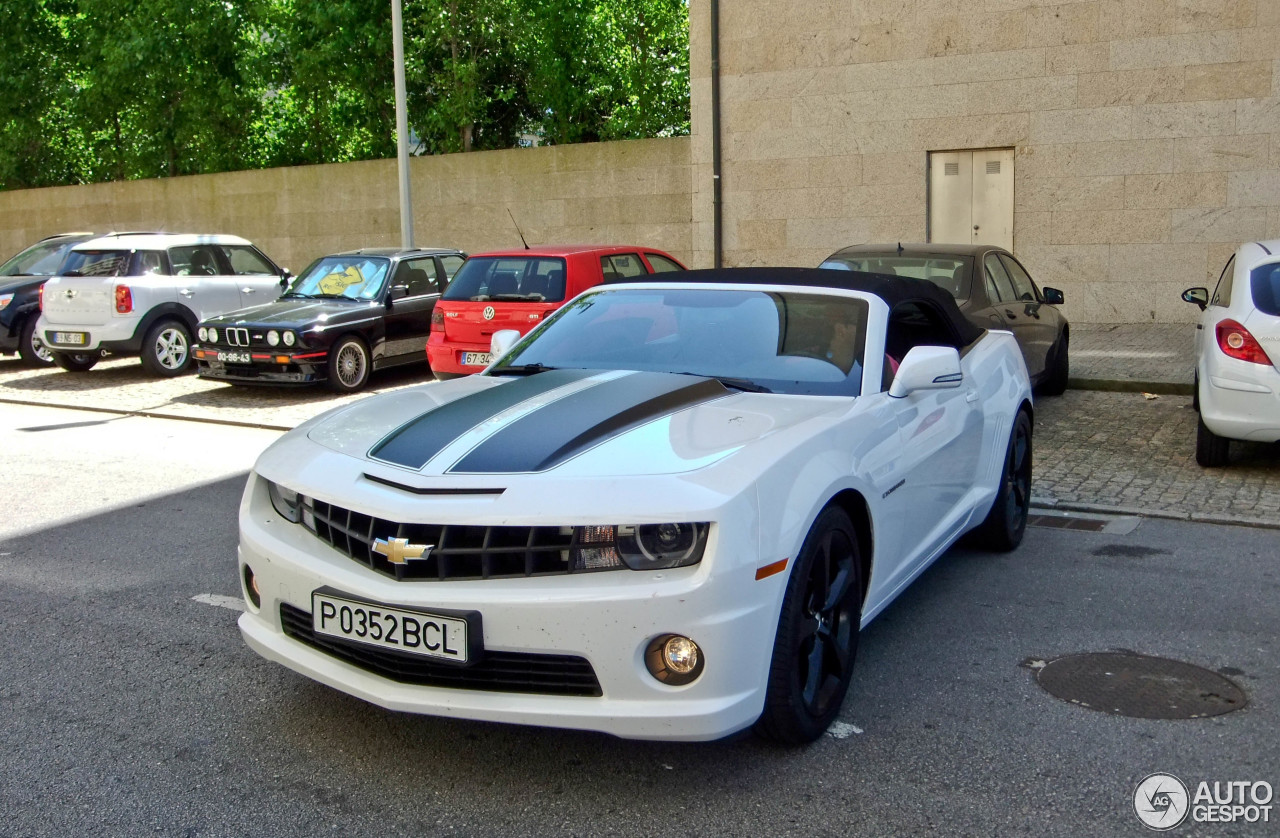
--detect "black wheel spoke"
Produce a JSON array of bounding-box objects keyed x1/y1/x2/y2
[{"x1": 802, "y1": 638, "x2": 825, "y2": 704}]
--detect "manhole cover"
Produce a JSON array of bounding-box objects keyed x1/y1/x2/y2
[{"x1": 1034, "y1": 652, "x2": 1247, "y2": 719}]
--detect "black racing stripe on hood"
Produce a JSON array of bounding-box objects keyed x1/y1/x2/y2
[
  {"x1": 449, "y1": 372, "x2": 730, "y2": 474},
  {"x1": 370, "y1": 368, "x2": 601, "y2": 469}
]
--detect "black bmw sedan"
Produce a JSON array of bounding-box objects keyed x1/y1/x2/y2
[
  {"x1": 820, "y1": 243, "x2": 1070, "y2": 395},
  {"x1": 194, "y1": 247, "x2": 466, "y2": 392}
]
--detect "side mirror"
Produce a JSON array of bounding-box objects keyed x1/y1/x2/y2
[
  {"x1": 888, "y1": 345, "x2": 963, "y2": 399},
  {"x1": 388, "y1": 284, "x2": 409, "y2": 301},
  {"x1": 278, "y1": 276, "x2": 289, "y2": 291},
  {"x1": 1042, "y1": 286, "x2": 1064, "y2": 305},
  {"x1": 1182, "y1": 287, "x2": 1208, "y2": 311},
  {"x1": 490, "y1": 329, "x2": 521, "y2": 359}
]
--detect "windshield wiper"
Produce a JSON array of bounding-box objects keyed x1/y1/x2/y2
[
  {"x1": 489, "y1": 363, "x2": 557, "y2": 376},
  {"x1": 490, "y1": 293, "x2": 546, "y2": 302},
  {"x1": 672, "y1": 371, "x2": 771, "y2": 393}
]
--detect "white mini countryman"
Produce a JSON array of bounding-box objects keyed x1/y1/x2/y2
[{"x1": 238, "y1": 267, "x2": 1033, "y2": 744}]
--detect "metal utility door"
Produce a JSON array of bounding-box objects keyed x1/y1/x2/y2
[{"x1": 929, "y1": 149, "x2": 1014, "y2": 251}]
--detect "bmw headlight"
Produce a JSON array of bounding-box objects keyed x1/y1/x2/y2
[
  {"x1": 570, "y1": 523, "x2": 709, "y2": 571},
  {"x1": 208, "y1": 328, "x2": 218, "y2": 344},
  {"x1": 197, "y1": 327, "x2": 208, "y2": 342},
  {"x1": 283, "y1": 330, "x2": 296, "y2": 347},
  {"x1": 267, "y1": 330, "x2": 280, "y2": 347},
  {"x1": 266, "y1": 480, "x2": 300, "y2": 523}
]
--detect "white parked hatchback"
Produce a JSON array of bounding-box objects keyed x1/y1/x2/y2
[
  {"x1": 37, "y1": 233, "x2": 287, "y2": 376},
  {"x1": 1182, "y1": 239, "x2": 1280, "y2": 466}
]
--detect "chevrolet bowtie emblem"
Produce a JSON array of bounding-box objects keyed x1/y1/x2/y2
[{"x1": 373, "y1": 536, "x2": 434, "y2": 565}]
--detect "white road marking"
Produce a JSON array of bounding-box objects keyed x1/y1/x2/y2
[
  {"x1": 192, "y1": 593, "x2": 245, "y2": 612},
  {"x1": 826, "y1": 722, "x2": 864, "y2": 739}
]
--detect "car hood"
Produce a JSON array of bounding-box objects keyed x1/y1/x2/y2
[
  {"x1": 302, "y1": 369, "x2": 848, "y2": 478},
  {"x1": 203, "y1": 297, "x2": 381, "y2": 328}
]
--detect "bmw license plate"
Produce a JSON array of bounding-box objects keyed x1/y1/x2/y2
[
  {"x1": 463, "y1": 351, "x2": 492, "y2": 366},
  {"x1": 217, "y1": 350, "x2": 251, "y2": 364},
  {"x1": 312, "y1": 591, "x2": 474, "y2": 664},
  {"x1": 53, "y1": 331, "x2": 87, "y2": 346}
]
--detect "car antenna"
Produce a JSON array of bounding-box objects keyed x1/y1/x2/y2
[
  {"x1": 897, "y1": 241, "x2": 904, "y2": 254},
  {"x1": 507, "y1": 208, "x2": 530, "y2": 250}
]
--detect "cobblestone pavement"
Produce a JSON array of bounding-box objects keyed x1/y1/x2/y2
[{"x1": 2, "y1": 332, "x2": 1277, "y2": 528}]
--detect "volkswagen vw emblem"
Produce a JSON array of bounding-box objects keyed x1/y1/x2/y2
[{"x1": 483, "y1": 306, "x2": 496, "y2": 321}]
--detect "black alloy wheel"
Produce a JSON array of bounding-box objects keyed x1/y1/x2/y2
[
  {"x1": 19, "y1": 314, "x2": 54, "y2": 366},
  {"x1": 972, "y1": 409, "x2": 1032, "y2": 551},
  {"x1": 756, "y1": 506, "x2": 863, "y2": 745},
  {"x1": 50, "y1": 350, "x2": 99, "y2": 372}
]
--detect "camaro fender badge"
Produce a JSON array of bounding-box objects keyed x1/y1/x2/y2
[
  {"x1": 373, "y1": 536, "x2": 435, "y2": 565},
  {"x1": 882, "y1": 478, "x2": 906, "y2": 499}
]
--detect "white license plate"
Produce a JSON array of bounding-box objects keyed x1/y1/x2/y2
[
  {"x1": 218, "y1": 350, "x2": 251, "y2": 364},
  {"x1": 312, "y1": 592, "x2": 472, "y2": 663},
  {"x1": 463, "y1": 351, "x2": 492, "y2": 366},
  {"x1": 53, "y1": 331, "x2": 87, "y2": 346}
]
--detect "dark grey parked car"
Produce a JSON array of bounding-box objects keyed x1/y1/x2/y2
[
  {"x1": 0, "y1": 232, "x2": 96, "y2": 366},
  {"x1": 820, "y1": 243, "x2": 1070, "y2": 395}
]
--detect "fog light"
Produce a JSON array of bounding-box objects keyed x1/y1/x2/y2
[
  {"x1": 243, "y1": 565, "x2": 261, "y2": 609},
  {"x1": 644, "y1": 634, "x2": 704, "y2": 686}
]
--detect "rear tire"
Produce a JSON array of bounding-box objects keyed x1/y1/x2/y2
[
  {"x1": 755, "y1": 506, "x2": 863, "y2": 745},
  {"x1": 972, "y1": 410, "x2": 1033, "y2": 552},
  {"x1": 1195, "y1": 415, "x2": 1230, "y2": 468},
  {"x1": 18, "y1": 314, "x2": 54, "y2": 366},
  {"x1": 140, "y1": 318, "x2": 193, "y2": 376},
  {"x1": 327, "y1": 336, "x2": 370, "y2": 393},
  {"x1": 51, "y1": 350, "x2": 99, "y2": 372},
  {"x1": 1038, "y1": 332, "x2": 1069, "y2": 396}
]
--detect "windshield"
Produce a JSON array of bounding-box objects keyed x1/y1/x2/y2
[
  {"x1": 492, "y1": 287, "x2": 869, "y2": 396},
  {"x1": 821, "y1": 254, "x2": 972, "y2": 300},
  {"x1": 60, "y1": 250, "x2": 132, "y2": 277},
  {"x1": 0, "y1": 238, "x2": 87, "y2": 277},
  {"x1": 1251, "y1": 262, "x2": 1280, "y2": 317},
  {"x1": 442, "y1": 256, "x2": 568, "y2": 302},
  {"x1": 287, "y1": 256, "x2": 390, "y2": 300}
]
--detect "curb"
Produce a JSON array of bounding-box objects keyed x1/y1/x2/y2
[
  {"x1": 0, "y1": 396, "x2": 292, "y2": 433},
  {"x1": 1067, "y1": 377, "x2": 1193, "y2": 396},
  {"x1": 1031, "y1": 498, "x2": 1280, "y2": 532}
]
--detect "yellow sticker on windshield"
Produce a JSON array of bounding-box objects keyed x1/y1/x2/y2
[{"x1": 318, "y1": 265, "x2": 364, "y2": 295}]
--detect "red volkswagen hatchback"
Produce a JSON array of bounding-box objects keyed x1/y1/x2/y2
[{"x1": 427, "y1": 244, "x2": 686, "y2": 378}]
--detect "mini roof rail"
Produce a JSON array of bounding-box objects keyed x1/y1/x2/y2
[{"x1": 38, "y1": 232, "x2": 95, "y2": 241}]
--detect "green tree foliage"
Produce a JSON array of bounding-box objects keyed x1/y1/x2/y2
[{"x1": 0, "y1": 0, "x2": 690, "y2": 190}]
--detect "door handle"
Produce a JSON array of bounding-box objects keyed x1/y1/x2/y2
[
  {"x1": 965, "y1": 390, "x2": 979, "y2": 404},
  {"x1": 241, "y1": 287, "x2": 255, "y2": 294},
  {"x1": 1004, "y1": 308, "x2": 1017, "y2": 319},
  {"x1": 179, "y1": 289, "x2": 194, "y2": 297}
]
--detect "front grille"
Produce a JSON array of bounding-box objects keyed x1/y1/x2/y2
[
  {"x1": 280, "y1": 603, "x2": 602, "y2": 697},
  {"x1": 301, "y1": 496, "x2": 592, "y2": 581},
  {"x1": 225, "y1": 327, "x2": 250, "y2": 346}
]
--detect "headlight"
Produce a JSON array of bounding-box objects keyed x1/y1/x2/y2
[
  {"x1": 197, "y1": 327, "x2": 208, "y2": 342},
  {"x1": 570, "y1": 523, "x2": 709, "y2": 571},
  {"x1": 283, "y1": 330, "x2": 296, "y2": 347},
  {"x1": 208, "y1": 327, "x2": 218, "y2": 344},
  {"x1": 0, "y1": 293, "x2": 13, "y2": 310},
  {"x1": 266, "y1": 480, "x2": 300, "y2": 523},
  {"x1": 266, "y1": 330, "x2": 280, "y2": 346}
]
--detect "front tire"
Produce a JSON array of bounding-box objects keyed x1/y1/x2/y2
[
  {"x1": 972, "y1": 410, "x2": 1033, "y2": 552},
  {"x1": 327, "y1": 336, "x2": 371, "y2": 393},
  {"x1": 18, "y1": 315, "x2": 54, "y2": 366},
  {"x1": 51, "y1": 350, "x2": 99, "y2": 372},
  {"x1": 756, "y1": 506, "x2": 864, "y2": 745},
  {"x1": 1195, "y1": 414, "x2": 1230, "y2": 467},
  {"x1": 140, "y1": 318, "x2": 192, "y2": 376}
]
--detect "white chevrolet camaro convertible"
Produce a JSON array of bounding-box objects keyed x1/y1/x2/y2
[{"x1": 237, "y1": 267, "x2": 1033, "y2": 744}]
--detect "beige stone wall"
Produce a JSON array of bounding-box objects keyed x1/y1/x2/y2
[
  {"x1": 0, "y1": 138, "x2": 692, "y2": 275},
  {"x1": 690, "y1": 0, "x2": 1280, "y2": 323}
]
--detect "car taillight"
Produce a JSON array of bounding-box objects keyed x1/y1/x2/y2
[
  {"x1": 114, "y1": 285, "x2": 133, "y2": 314},
  {"x1": 430, "y1": 309, "x2": 444, "y2": 332},
  {"x1": 1215, "y1": 319, "x2": 1272, "y2": 365}
]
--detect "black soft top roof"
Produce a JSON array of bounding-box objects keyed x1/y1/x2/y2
[{"x1": 607, "y1": 266, "x2": 983, "y2": 346}]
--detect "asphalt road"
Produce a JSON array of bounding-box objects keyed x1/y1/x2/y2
[{"x1": 1, "y1": 404, "x2": 1277, "y2": 837}]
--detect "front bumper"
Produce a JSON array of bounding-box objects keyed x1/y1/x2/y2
[
  {"x1": 195, "y1": 346, "x2": 327, "y2": 385},
  {"x1": 236, "y1": 473, "x2": 776, "y2": 741}
]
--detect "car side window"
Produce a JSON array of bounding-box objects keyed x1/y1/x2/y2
[
  {"x1": 170, "y1": 245, "x2": 222, "y2": 277},
  {"x1": 438, "y1": 255, "x2": 465, "y2": 289},
  {"x1": 601, "y1": 253, "x2": 647, "y2": 280},
  {"x1": 645, "y1": 253, "x2": 684, "y2": 273},
  {"x1": 984, "y1": 254, "x2": 1016, "y2": 303},
  {"x1": 1210, "y1": 256, "x2": 1235, "y2": 307},
  {"x1": 396, "y1": 258, "x2": 438, "y2": 297},
  {"x1": 134, "y1": 250, "x2": 167, "y2": 275},
  {"x1": 221, "y1": 246, "x2": 276, "y2": 275},
  {"x1": 999, "y1": 255, "x2": 1039, "y2": 302}
]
